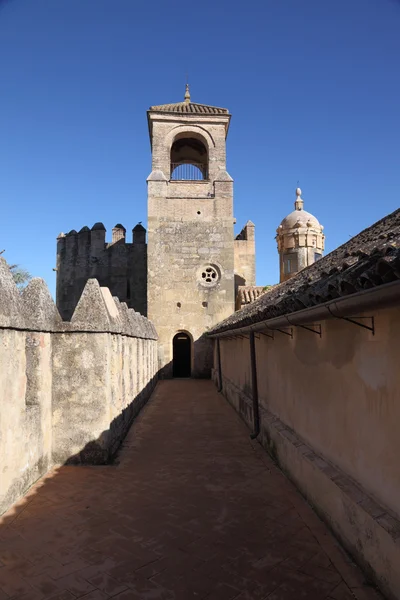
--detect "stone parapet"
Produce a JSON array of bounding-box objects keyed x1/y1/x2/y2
[{"x1": 0, "y1": 257, "x2": 158, "y2": 516}]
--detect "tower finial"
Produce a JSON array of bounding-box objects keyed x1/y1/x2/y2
[
  {"x1": 184, "y1": 83, "x2": 191, "y2": 104},
  {"x1": 295, "y1": 187, "x2": 304, "y2": 211}
]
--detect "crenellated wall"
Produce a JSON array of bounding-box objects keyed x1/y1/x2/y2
[
  {"x1": 234, "y1": 220, "x2": 256, "y2": 293},
  {"x1": 0, "y1": 257, "x2": 158, "y2": 516},
  {"x1": 56, "y1": 223, "x2": 147, "y2": 321}
]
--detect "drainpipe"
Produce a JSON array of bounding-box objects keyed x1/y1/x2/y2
[
  {"x1": 249, "y1": 331, "x2": 260, "y2": 439},
  {"x1": 216, "y1": 338, "x2": 223, "y2": 392}
]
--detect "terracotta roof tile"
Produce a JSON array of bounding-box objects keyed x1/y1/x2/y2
[
  {"x1": 149, "y1": 102, "x2": 229, "y2": 115},
  {"x1": 237, "y1": 286, "x2": 266, "y2": 305},
  {"x1": 210, "y1": 208, "x2": 400, "y2": 334}
]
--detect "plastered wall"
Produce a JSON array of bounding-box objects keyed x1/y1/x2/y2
[
  {"x1": 0, "y1": 258, "x2": 158, "y2": 516},
  {"x1": 217, "y1": 307, "x2": 400, "y2": 516},
  {"x1": 213, "y1": 305, "x2": 400, "y2": 598}
]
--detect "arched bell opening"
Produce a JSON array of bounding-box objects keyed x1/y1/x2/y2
[
  {"x1": 172, "y1": 332, "x2": 192, "y2": 378},
  {"x1": 170, "y1": 134, "x2": 208, "y2": 181}
]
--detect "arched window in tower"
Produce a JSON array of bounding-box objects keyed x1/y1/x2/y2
[{"x1": 170, "y1": 134, "x2": 208, "y2": 181}]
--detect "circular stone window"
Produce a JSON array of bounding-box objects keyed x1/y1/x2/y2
[{"x1": 199, "y1": 264, "x2": 221, "y2": 287}]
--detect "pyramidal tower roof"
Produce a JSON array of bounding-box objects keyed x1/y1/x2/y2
[{"x1": 148, "y1": 84, "x2": 229, "y2": 115}]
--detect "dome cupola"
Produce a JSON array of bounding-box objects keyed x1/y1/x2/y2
[{"x1": 276, "y1": 188, "x2": 325, "y2": 283}]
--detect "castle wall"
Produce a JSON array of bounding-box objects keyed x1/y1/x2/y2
[
  {"x1": 212, "y1": 305, "x2": 400, "y2": 599},
  {"x1": 148, "y1": 179, "x2": 235, "y2": 378},
  {"x1": 234, "y1": 221, "x2": 256, "y2": 293},
  {"x1": 0, "y1": 258, "x2": 158, "y2": 516},
  {"x1": 56, "y1": 227, "x2": 147, "y2": 321}
]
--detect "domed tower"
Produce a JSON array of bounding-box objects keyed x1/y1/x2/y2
[{"x1": 276, "y1": 188, "x2": 325, "y2": 283}]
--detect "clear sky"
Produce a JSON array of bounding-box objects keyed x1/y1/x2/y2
[{"x1": 1, "y1": 0, "x2": 399, "y2": 295}]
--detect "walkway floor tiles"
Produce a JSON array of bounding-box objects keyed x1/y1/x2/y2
[{"x1": 0, "y1": 380, "x2": 382, "y2": 600}]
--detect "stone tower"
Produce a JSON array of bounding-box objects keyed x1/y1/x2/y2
[
  {"x1": 276, "y1": 188, "x2": 325, "y2": 283},
  {"x1": 56, "y1": 222, "x2": 147, "y2": 320},
  {"x1": 147, "y1": 86, "x2": 235, "y2": 378}
]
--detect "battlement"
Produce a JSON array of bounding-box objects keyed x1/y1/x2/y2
[
  {"x1": 57, "y1": 222, "x2": 147, "y2": 252},
  {"x1": 234, "y1": 220, "x2": 255, "y2": 242},
  {"x1": 0, "y1": 257, "x2": 155, "y2": 338},
  {"x1": 56, "y1": 222, "x2": 148, "y2": 320},
  {"x1": 234, "y1": 220, "x2": 256, "y2": 288}
]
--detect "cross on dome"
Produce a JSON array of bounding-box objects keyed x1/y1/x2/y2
[{"x1": 184, "y1": 83, "x2": 191, "y2": 104}]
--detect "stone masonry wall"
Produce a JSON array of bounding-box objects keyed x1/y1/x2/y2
[
  {"x1": 0, "y1": 257, "x2": 158, "y2": 516},
  {"x1": 147, "y1": 114, "x2": 235, "y2": 378},
  {"x1": 234, "y1": 221, "x2": 256, "y2": 293},
  {"x1": 56, "y1": 225, "x2": 147, "y2": 321}
]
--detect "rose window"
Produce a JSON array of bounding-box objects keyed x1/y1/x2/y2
[{"x1": 200, "y1": 265, "x2": 220, "y2": 286}]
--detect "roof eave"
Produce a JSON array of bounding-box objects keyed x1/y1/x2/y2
[
  {"x1": 147, "y1": 109, "x2": 231, "y2": 139},
  {"x1": 208, "y1": 280, "x2": 400, "y2": 338}
]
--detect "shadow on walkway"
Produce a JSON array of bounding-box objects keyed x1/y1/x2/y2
[{"x1": 0, "y1": 380, "x2": 380, "y2": 599}]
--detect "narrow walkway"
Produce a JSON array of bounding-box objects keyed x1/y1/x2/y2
[{"x1": 0, "y1": 381, "x2": 378, "y2": 600}]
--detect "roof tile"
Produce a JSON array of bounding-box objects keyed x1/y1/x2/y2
[
  {"x1": 149, "y1": 101, "x2": 229, "y2": 115},
  {"x1": 209, "y1": 208, "x2": 400, "y2": 334}
]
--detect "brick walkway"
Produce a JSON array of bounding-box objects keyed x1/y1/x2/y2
[{"x1": 0, "y1": 380, "x2": 380, "y2": 600}]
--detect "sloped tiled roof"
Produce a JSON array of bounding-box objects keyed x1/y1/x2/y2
[
  {"x1": 210, "y1": 208, "x2": 400, "y2": 334},
  {"x1": 149, "y1": 101, "x2": 229, "y2": 115}
]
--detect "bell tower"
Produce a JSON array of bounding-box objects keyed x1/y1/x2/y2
[{"x1": 147, "y1": 86, "x2": 235, "y2": 378}]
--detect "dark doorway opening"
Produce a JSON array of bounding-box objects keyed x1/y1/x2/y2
[{"x1": 173, "y1": 333, "x2": 191, "y2": 378}]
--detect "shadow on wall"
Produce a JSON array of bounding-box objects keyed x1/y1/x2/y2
[
  {"x1": 64, "y1": 376, "x2": 158, "y2": 465},
  {"x1": 56, "y1": 223, "x2": 148, "y2": 322},
  {"x1": 234, "y1": 274, "x2": 245, "y2": 302},
  {"x1": 0, "y1": 256, "x2": 158, "y2": 516},
  {"x1": 0, "y1": 375, "x2": 158, "y2": 518},
  {"x1": 0, "y1": 383, "x2": 164, "y2": 599},
  {"x1": 72, "y1": 332, "x2": 213, "y2": 465},
  {"x1": 0, "y1": 252, "x2": 214, "y2": 519}
]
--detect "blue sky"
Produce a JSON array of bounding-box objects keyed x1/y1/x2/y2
[{"x1": 1, "y1": 0, "x2": 399, "y2": 295}]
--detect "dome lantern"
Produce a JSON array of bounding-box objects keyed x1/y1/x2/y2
[{"x1": 295, "y1": 187, "x2": 304, "y2": 211}]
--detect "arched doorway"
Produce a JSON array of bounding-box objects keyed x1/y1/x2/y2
[{"x1": 172, "y1": 333, "x2": 191, "y2": 378}]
